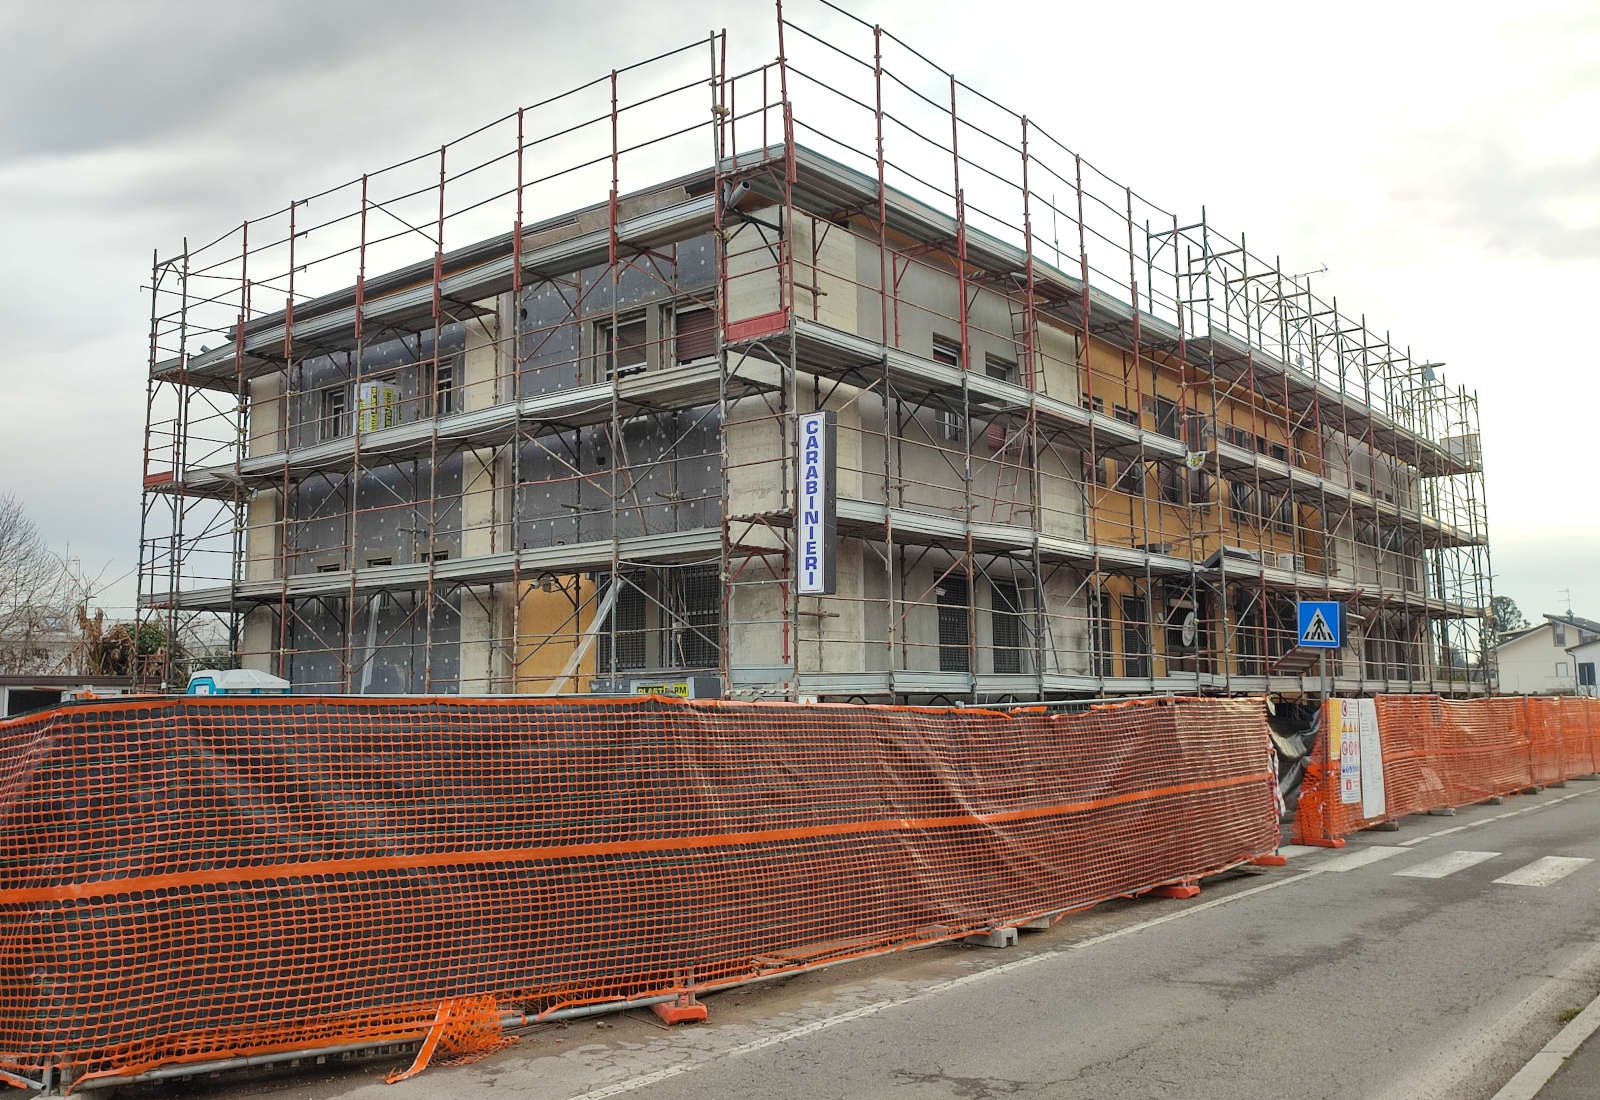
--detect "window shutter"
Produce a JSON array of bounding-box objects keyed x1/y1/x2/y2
[{"x1": 674, "y1": 308, "x2": 718, "y2": 363}]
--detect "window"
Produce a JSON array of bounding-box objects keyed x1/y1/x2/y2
[
  {"x1": 365, "y1": 556, "x2": 392, "y2": 569},
  {"x1": 673, "y1": 306, "x2": 717, "y2": 364},
  {"x1": 1156, "y1": 461, "x2": 1184, "y2": 505},
  {"x1": 435, "y1": 357, "x2": 456, "y2": 416},
  {"x1": 984, "y1": 354, "x2": 1018, "y2": 384},
  {"x1": 1083, "y1": 452, "x2": 1109, "y2": 488},
  {"x1": 1113, "y1": 404, "x2": 1138, "y2": 426},
  {"x1": 1094, "y1": 591, "x2": 1115, "y2": 678},
  {"x1": 1580, "y1": 663, "x2": 1596, "y2": 688},
  {"x1": 598, "y1": 577, "x2": 648, "y2": 672},
  {"x1": 1556, "y1": 662, "x2": 1569, "y2": 679},
  {"x1": 673, "y1": 565, "x2": 720, "y2": 669},
  {"x1": 319, "y1": 386, "x2": 348, "y2": 441},
  {"x1": 599, "y1": 313, "x2": 648, "y2": 379},
  {"x1": 937, "y1": 576, "x2": 970, "y2": 673},
  {"x1": 1116, "y1": 457, "x2": 1144, "y2": 495},
  {"x1": 1229, "y1": 481, "x2": 1255, "y2": 525},
  {"x1": 936, "y1": 405, "x2": 965, "y2": 444},
  {"x1": 1272, "y1": 494, "x2": 1294, "y2": 534},
  {"x1": 316, "y1": 562, "x2": 341, "y2": 574},
  {"x1": 1268, "y1": 442, "x2": 1287, "y2": 463},
  {"x1": 1234, "y1": 592, "x2": 1262, "y2": 676},
  {"x1": 1554, "y1": 623, "x2": 1566, "y2": 646},
  {"x1": 1152, "y1": 397, "x2": 1180, "y2": 440},
  {"x1": 1121, "y1": 595, "x2": 1150, "y2": 678},
  {"x1": 931, "y1": 334, "x2": 963, "y2": 369},
  {"x1": 421, "y1": 549, "x2": 449, "y2": 564},
  {"x1": 931, "y1": 336, "x2": 965, "y2": 442},
  {"x1": 1081, "y1": 395, "x2": 1106, "y2": 415},
  {"x1": 991, "y1": 581, "x2": 1023, "y2": 674}
]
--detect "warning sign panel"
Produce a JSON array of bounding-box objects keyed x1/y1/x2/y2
[{"x1": 1331, "y1": 698, "x2": 1385, "y2": 817}]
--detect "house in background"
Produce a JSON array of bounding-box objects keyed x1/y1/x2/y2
[
  {"x1": 1491, "y1": 613, "x2": 1600, "y2": 695},
  {"x1": 1569, "y1": 636, "x2": 1600, "y2": 698}
]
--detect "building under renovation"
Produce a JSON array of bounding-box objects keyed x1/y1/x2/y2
[{"x1": 139, "y1": 3, "x2": 1492, "y2": 702}]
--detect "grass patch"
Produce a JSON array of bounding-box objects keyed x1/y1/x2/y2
[{"x1": 1559, "y1": 1007, "x2": 1584, "y2": 1024}]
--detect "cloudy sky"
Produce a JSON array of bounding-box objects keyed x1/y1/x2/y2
[{"x1": 1, "y1": 0, "x2": 1595, "y2": 624}]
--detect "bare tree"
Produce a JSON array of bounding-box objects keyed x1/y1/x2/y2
[{"x1": 0, "y1": 493, "x2": 72, "y2": 675}]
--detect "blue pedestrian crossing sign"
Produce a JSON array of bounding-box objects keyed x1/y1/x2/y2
[{"x1": 1297, "y1": 600, "x2": 1342, "y2": 648}]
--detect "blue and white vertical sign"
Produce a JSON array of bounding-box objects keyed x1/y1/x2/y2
[{"x1": 797, "y1": 410, "x2": 837, "y2": 595}]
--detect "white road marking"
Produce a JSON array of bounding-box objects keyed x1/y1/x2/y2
[
  {"x1": 1376, "y1": 936, "x2": 1600, "y2": 1100},
  {"x1": 564, "y1": 789, "x2": 1600, "y2": 1100},
  {"x1": 1315, "y1": 845, "x2": 1407, "y2": 872},
  {"x1": 1394, "y1": 850, "x2": 1500, "y2": 879},
  {"x1": 562, "y1": 867, "x2": 1327, "y2": 1099},
  {"x1": 1493, "y1": 856, "x2": 1593, "y2": 887},
  {"x1": 1491, "y1": 976, "x2": 1600, "y2": 1100}
]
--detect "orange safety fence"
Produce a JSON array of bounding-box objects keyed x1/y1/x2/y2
[
  {"x1": 0, "y1": 694, "x2": 1278, "y2": 1087},
  {"x1": 1293, "y1": 695, "x2": 1600, "y2": 847}
]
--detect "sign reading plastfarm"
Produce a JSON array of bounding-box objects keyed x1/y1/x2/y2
[{"x1": 796, "y1": 410, "x2": 837, "y2": 595}]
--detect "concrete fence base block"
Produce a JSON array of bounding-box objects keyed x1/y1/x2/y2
[
  {"x1": 652, "y1": 992, "x2": 707, "y2": 1025},
  {"x1": 1367, "y1": 820, "x2": 1403, "y2": 832},
  {"x1": 964, "y1": 927, "x2": 1018, "y2": 949},
  {"x1": 1427, "y1": 807, "x2": 1457, "y2": 817},
  {"x1": 1551, "y1": 780, "x2": 1570, "y2": 789},
  {"x1": 1481, "y1": 796, "x2": 1506, "y2": 805},
  {"x1": 1019, "y1": 913, "x2": 1061, "y2": 931},
  {"x1": 1572, "y1": 774, "x2": 1600, "y2": 782}
]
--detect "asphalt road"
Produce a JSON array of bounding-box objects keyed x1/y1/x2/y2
[{"x1": 165, "y1": 784, "x2": 1600, "y2": 1100}]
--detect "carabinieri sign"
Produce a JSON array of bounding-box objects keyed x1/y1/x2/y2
[{"x1": 797, "y1": 410, "x2": 837, "y2": 595}]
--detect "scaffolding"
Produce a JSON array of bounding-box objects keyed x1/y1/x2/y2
[{"x1": 138, "y1": 0, "x2": 1492, "y2": 701}]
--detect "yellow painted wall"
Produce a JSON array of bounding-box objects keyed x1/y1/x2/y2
[{"x1": 514, "y1": 576, "x2": 597, "y2": 693}]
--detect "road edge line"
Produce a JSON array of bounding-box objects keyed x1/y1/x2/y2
[{"x1": 1490, "y1": 984, "x2": 1600, "y2": 1100}]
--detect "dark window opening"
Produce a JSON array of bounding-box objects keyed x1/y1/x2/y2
[
  {"x1": 599, "y1": 577, "x2": 648, "y2": 671},
  {"x1": 992, "y1": 581, "x2": 1022, "y2": 674},
  {"x1": 1580, "y1": 663, "x2": 1596, "y2": 687},
  {"x1": 1229, "y1": 481, "x2": 1255, "y2": 525},
  {"x1": 1157, "y1": 461, "x2": 1184, "y2": 504},
  {"x1": 6, "y1": 689, "x2": 63, "y2": 717},
  {"x1": 1117, "y1": 458, "x2": 1144, "y2": 495},
  {"x1": 601, "y1": 315, "x2": 648, "y2": 379},
  {"x1": 1121, "y1": 594, "x2": 1150, "y2": 678},
  {"x1": 938, "y1": 576, "x2": 970, "y2": 673},
  {"x1": 1094, "y1": 591, "x2": 1115, "y2": 678},
  {"x1": 672, "y1": 565, "x2": 720, "y2": 669},
  {"x1": 931, "y1": 334, "x2": 963, "y2": 369},
  {"x1": 1152, "y1": 397, "x2": 1180, "y2": 439},
  {"x1": 985, "y1": 354, "x2": 1018, "y2": 384},
  {"x1": 1234, "y1": 592, "x2": 1262, "y2": 676}
]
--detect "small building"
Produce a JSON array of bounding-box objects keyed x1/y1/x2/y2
[
  {"x1": 1569, "y1": 637, "x2": 1600, "y2": 698},
  {"x1": 0, "y1": 675, "x2": 134, "y2": 718},
  {"x1": 1491, "y1": 614, "x2": 1600, "y2": 696}
]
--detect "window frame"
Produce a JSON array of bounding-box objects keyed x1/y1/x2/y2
[{"x1": 319, "y1": 385, "x2": 349, "y2": 442}]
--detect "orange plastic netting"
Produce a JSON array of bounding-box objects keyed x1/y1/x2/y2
[
  {"x1": 0, "y1": 694, "x2": 1277, "y2": 1083},
  {"x1": 1293, "y1": 695, "x2": 1600, "y2": 847}
]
